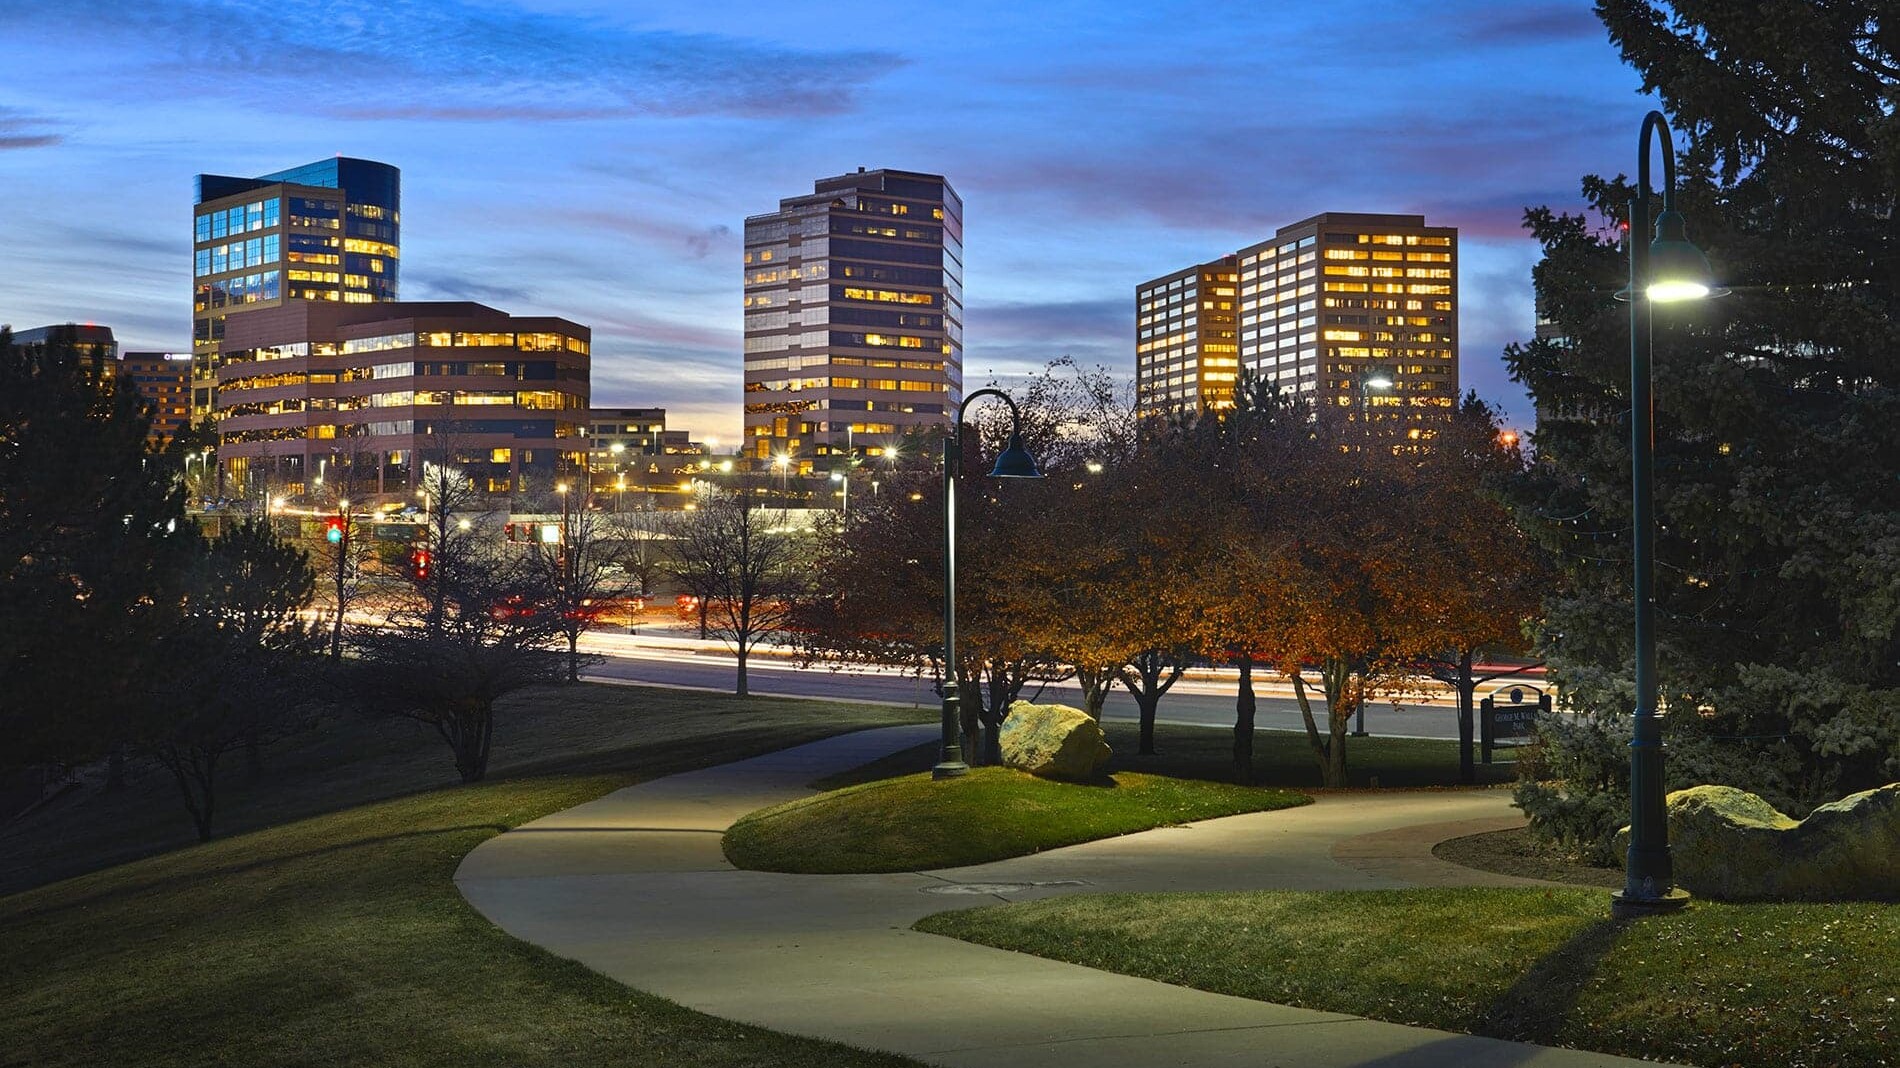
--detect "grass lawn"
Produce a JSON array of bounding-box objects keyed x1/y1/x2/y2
[
  {"x1": 813, "y1": 719, "x2": 1506, "y2": 793},
  {"x1": 723, "y1": 766, "x2": 1309, "y2": 873},
  {"x1": 0, "y1": 683, "x2": 930, "y2": 1067},
  {"x1": 917, "y1": 887, "x2": 1900, "y2": 1068}
]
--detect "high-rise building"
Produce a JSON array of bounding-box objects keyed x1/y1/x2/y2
[
  {"x1": 1139, "y1": 212, "x2": 1458, "y2": 442},
  {"x1": 119, "y1": 352, "x2": 193, "y2": 447},
  {"x1": 191, "y1": 157, "x2": 401, "y2": 423},
  {"x1": 743, "y1": 168, "x2": 962, "y2": 469},
  {"x1": 1236, "y1": 212, "x2": 1457, "y2": 442},
  {"x1": 11, "y1": 324, "x2": 190, "y2": 449},
  {"x1": 1134, "y1": 256, "x2": 1238, "y2": 414},
  {"x1": 212, "y1": 301, "x2": 588, "y2": 497}
]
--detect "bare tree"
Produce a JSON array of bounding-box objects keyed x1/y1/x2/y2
[
  {"x1": 348, "y1": 457, "x2": 566, "y2": 783},
  {"x1": 531, "y1": 486, "x2": 616, "y2": 683},
  {"x1": 666, "y1": 491, "x2": 804, "y2": 696},
  {"x1": 314, "y1": 461, "x2": 375, "y2": 661}
]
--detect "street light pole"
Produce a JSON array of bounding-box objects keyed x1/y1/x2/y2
[
  {"x1": 1612, "y1": 110, "x2": 1725, "y2": 919},
  {"x1": 934, "y1": 388, "x2": 1043, "y2": 779},
  {"x1": 1352, "y1": 368, "x2": 1393, "y2": 738}
]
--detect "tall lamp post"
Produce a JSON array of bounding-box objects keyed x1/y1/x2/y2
[
  {"x1": 1351, "y1": 368, "x2": 1393, "y2": 737},
  {"x1": 932, "y1": 388, "x2": 1043, "y2": 779},
  {"x1": 1612, "y1": 110, "x2": 1727, "y2": 919}
]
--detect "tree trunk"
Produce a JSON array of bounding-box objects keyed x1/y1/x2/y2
[
  {"x1": 736, "y1": 646, "x2": 749, "y2": 697},
  {"x1": 453, "y1": 709, "x2": 493, "y2": 783},
  {"x1": 1456, "y1": 649, "x2": 1476, "y2": 785},
  {"x1": 1233, "y1": 653, "x2": 1255, "y2": 785},
  {"x1": 697, "y1": 599, "x2": 709, "y2": 640},
  {"x1": 567, "y1": 632, "x2": 580, "y2": 683},
  {"x1": 330, "y1": 606, "x2": 344, "y2": 661},
  {"x1": 1136, "y1": 691, "x2": 1159, "y2": 755},
  {"x1": 1321, "y1": 660, "x2": 1350, "y2": 788}
]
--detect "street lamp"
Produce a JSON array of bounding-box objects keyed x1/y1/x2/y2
[
  {"x1": 830, "y1": 470, "x2": 850, "y2": 514},
  {"x1": 1351, "y1": 369, "x2": 1395, "y2": 738},
  {"x1": 1611, "y1": 110, "x2": 1726, "y2": 919},
  {"x1": 934, "y1": 389, "x2": 1043, "y2": 779}
]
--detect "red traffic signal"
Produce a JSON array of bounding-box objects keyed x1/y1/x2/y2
[
  {"x1": 325, "y1": 516, "x2": 346, "y2": 544},
  {"x1": 410, "y1": 546, "x2": 432, "y2": 582}
]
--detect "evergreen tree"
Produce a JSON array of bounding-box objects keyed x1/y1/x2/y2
[
  {"x1": 0, "y1": 326, "x2": 193, "y2": 772},
  {"x1": 1509, "y1": 2, "x2": 1900, "y2": 854}
]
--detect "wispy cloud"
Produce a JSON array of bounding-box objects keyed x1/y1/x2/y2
[
  {"x1": 0, "y1": 108, "x2": 62, "y2": 149},
  {"x1": 0, "y1": 1, "x2": 906, "y2": 122}
]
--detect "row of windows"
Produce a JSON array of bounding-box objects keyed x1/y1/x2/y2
[
  {"x1": 196, "y1": 270, "x2": 282, "y2": 311},
  {"x1": 747, "y1": 377, "x2": 946, "y2": 392},
  {"x1": 195, "y1": 235, "x2": 281, "y2": 277},
  {"x1": 1321, "y1": 249, "x2": 1453, "y2": 262},
  {"x1": 196, "y1": 198, "x2": 280, "y2": 243}
]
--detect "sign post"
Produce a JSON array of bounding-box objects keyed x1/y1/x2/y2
[{"x1": 1480, "y1": 686, "x2": 1549, "y2": 763}]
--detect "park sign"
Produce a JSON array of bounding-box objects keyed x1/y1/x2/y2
[{"x1": 1480, "y1": 686, "x2": 1549, "y2": 763}]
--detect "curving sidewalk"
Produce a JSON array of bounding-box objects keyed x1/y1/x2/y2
[{"x1": 456, "y1": 725, "x2": 1680, "y2": 1068}]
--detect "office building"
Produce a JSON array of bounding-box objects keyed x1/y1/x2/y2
[
  {"x1": 743, "y1": 168, "x2": 962, "y2": 469},
  {"x1": 192, "y1": 156, "x2": 401, "y2": 423},
  {"x1": 1237, "y1": 212, "x2": 1457, "y2": 441},
  {"x1": 11, "y1": 324, "x2": 190, "y2": 449},
  {"x1": 1140, "y1": 213, "x2": 1458, "y2": 442},
  {"x1": 119, "y1": 352, "x2": 193, "y2": 447},
  {"x1": 1134, "y1": 256, "x2": 1238, "y2": 413},
  {"x1": 213, "y1": 301, "x2": 588, "y2": 497},
  {"x1": 584, "y1": 407, "x2": 704, "y2": 500}
]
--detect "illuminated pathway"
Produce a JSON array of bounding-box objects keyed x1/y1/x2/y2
[{"x1": 457, "y1": 727, "x2": 1677, "y2": 1068}]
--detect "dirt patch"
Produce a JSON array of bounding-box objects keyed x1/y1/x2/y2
[{"x1": 1431, "y1": 826, "x2": 1622, "y2": 888}]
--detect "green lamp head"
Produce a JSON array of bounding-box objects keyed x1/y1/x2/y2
[
  {"x1": 1645, "y1": 209, "x2": 1728, "y2": 302},
  {"x1": 989, "y1": 431, "x2": 1042, "y2": 479}
]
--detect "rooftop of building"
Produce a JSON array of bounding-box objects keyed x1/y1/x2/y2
[
  {"x1": 195, "y1": 156, "x2": 400, "y2": 206},
  {"x1": 749, "y1": 167, "x2": 960, "y2": 223}
]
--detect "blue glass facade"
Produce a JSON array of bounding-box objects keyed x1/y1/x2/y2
[{"x1": 191, "y1": 157, "x2": 400, "y2": 423}]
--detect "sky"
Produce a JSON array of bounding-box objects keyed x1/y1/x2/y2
[{"x1": 0, "y1": 0, "x2": 1649, "y2": 441}]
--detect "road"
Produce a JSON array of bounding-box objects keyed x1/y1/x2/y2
[{"x1": 577, "y1": 630, "x2": 1547, "y2": 742}]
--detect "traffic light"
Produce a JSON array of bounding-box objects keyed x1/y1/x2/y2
[
  {"x1": 410, "y1": 546, "x2": 432, "y2": 582},
  {"x1": 324, "y1": 516, "x2": 345, "y2": 544}
]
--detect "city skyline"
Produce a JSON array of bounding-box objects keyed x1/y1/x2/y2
[{"x1": 0, "y1": 1, "x2": 1647, "y2": 442}]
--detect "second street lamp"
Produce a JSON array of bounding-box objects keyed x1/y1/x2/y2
[
  {"x1": 1611, "y1": 110, "x2": 1727, "y2": 919},
  {"x1": 933, "y1": 388, "x2": 1042, "y2": 779}
]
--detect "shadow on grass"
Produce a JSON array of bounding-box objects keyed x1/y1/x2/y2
[
  {"x1": 1474, "y1": 917, "x2": 1630, "y2": 1045},
  {"x1": 16, "y1": 824, "x2": 509, "y2": 920}
]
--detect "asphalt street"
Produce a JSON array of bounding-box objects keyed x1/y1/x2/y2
[{"x1": 579, "y1": 632, "x2": 1547, "y2": 743}]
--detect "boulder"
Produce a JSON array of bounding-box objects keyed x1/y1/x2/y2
[
  {"x1": 998, "y1": 701, "x2": 1111, "y2": 781},
  {"x1": 1614, "y1": 783, "x2": 1900, "y2": 901}
]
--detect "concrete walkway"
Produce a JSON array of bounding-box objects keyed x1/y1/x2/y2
[{"x1": 457, "y1": 725, "x2": 1680, "y2": 1067}]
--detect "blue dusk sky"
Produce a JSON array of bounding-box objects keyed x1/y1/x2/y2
[{"x1": 0, "y1": 0, "x2": 1647, "y2": 441}]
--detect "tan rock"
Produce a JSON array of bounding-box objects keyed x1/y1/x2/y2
[
  {"x1": 998, "y1": 701, "x2": 1111, "y2": 781},
  {"x1": 1615, "y1": 783, "x2": 1900, "y2": 900}
]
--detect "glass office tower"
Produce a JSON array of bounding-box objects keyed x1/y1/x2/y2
[
  {"x1": 191, "y1": 156, "x2": 400, "y2": 423},
  {"x1": 743, "y1": 168, "x2": 962, "y2": 469}
]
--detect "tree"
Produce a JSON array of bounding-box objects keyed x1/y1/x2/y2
[
  {"x1": 138, "y1": 519, "x2": 319, "y2": 841},
  {"x1": 1507, "y1": 3, "x2": 1900, "y2": 851},
  {"x1": 349, "y1": 458, "x2": 566, "y2": 783},
  {"x1": 666, "y1": 490, "x2": 803, "y2": 696},
  {"x1": 1411, "y1": 395, "x2": 1550, "y2": 784},
  {"x1": 314, "y1": 462, "x2": 374, "y2": 662},
  {"x1": 531, "y1": 486, "x2": 615, "y2": 683},
  {"x1": 0, "y1": 326, "x2": 194, "y2": 779}
]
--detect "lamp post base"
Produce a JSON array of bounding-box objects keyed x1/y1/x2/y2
[
  {"x1": 1609, "y1": 887, "x2": 1690, "y2": 919},
  {"x1": 932, "y1": 760, "x2": 970, "y2": 780}
]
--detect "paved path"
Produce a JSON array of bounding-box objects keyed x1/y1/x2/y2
[{"x1": 457, "y1": 726, "x2": 1679, "y2": 1068}]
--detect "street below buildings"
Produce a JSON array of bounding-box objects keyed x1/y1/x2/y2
[{"x1": 575, "y1": 627, "x2": 1546, "y2": 745}]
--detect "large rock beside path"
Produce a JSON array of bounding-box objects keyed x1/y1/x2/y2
[
  {"x1": 1615, "y1": 783, "x2": 1900, "y2": 900},
  {"x1": 999, "y1": 701, "x2": 1111, "y2": 782}
]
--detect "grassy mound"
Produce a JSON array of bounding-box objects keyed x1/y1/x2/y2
[
  {"x1": 723, "y1": 766, "x2": 1309, "y2": 873},
  {"x1": 917, "y1": 887, "x2": 1900, "y2": 1068},
  {"x1": 0, "y1": 685, "x2": 928, "y2": 1068}
]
